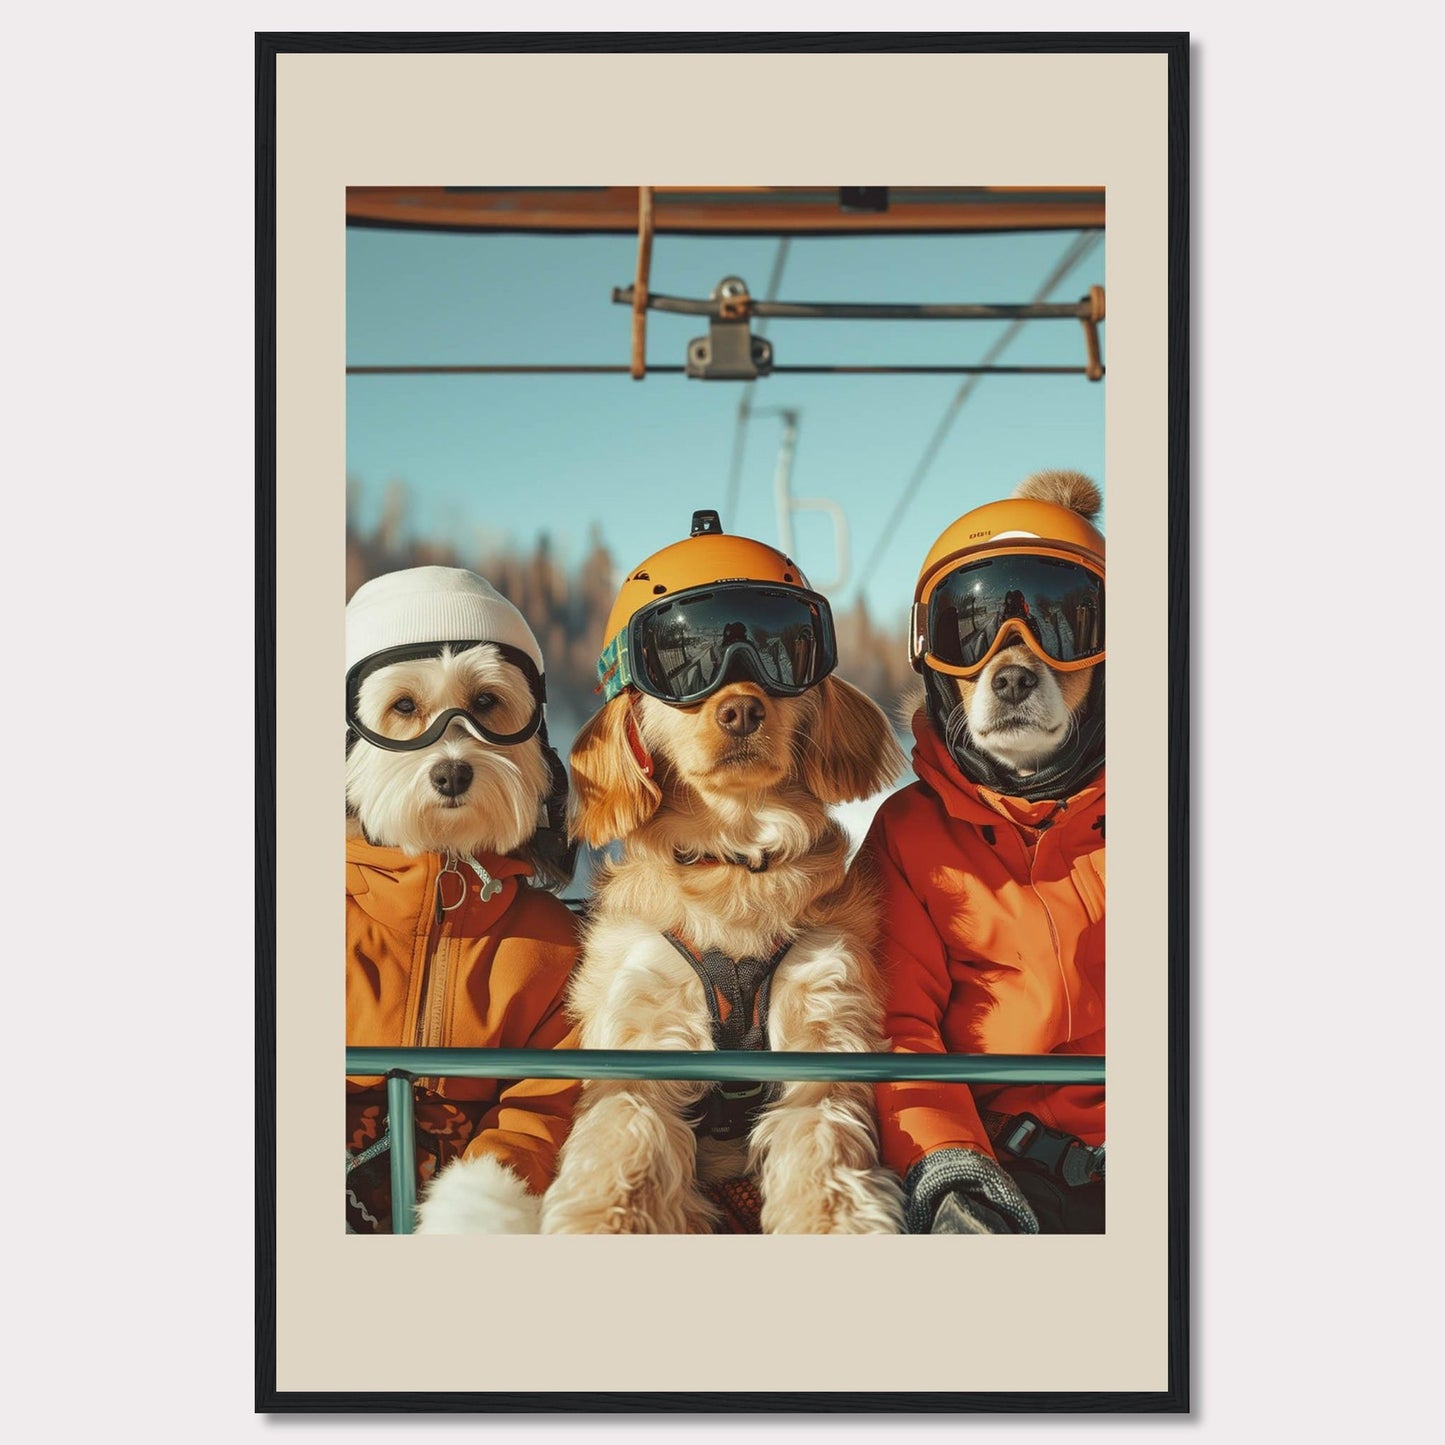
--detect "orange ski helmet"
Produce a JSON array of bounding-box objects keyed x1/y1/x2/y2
[
  {"x1": 911, "y1": 494, "x2": 1105, "y2": 679},
  {"x1": 597, "y1": 510, "x2": 838, "y2": 704}
]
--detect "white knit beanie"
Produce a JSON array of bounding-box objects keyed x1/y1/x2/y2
[{"x1": 345, "y1": 566, "x2": 544, "y2": 675}]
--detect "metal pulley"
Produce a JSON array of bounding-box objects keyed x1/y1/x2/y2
[{"x1": 684, "y1": 277, "x2": 775, "y2": 381}]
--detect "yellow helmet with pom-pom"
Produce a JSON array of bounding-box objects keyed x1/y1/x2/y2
[{"x1": 911, "y1": 473, "x2": 1105, "y2": 677}]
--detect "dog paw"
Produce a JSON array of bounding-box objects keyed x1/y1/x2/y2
[
  {"x1": 541, "y1": 1088, "x2": 716, "y2": 1233},
  {"x1": 762, "y1": 1167, "x2": 906, "y2": 1235},
  {"x1": 539, "y1": 1192, "x2": 638, "y2": 1234},
  {"x1": 413, "y1": 1154, "x2": 541, "y2": 1234},
  {"x1": 541, "y1": 1182, "x2": 715, "y2": 1235}
]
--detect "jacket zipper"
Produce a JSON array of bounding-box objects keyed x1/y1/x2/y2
[
  {"x1": 411, "y1": 852, "x2": 500, "y2": 1093},
  {"x1": 412, "y1": 855, "x2": 457, "y2": 1090},
  {"x1": 426, "y1": 929, "x2": 451, "y2": 1054},
  {"x1": 1021, "y1": 823, "x2": 1075, "y2": 1043}
]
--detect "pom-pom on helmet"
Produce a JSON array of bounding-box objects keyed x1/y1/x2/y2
[{"x1": 910, "y1": 474, "x2": 1105, "y2": 683}]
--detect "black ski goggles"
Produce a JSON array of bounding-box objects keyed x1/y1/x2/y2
[
  {"x1": 914, "y1": 548, "x2": 1105, "y2": 678},
  {"x1": 598, "y1": 583, "x2": 838, "y2": 706},
  {"x1": 345, "y1": 640, "x2": 547, "y2": 752}
]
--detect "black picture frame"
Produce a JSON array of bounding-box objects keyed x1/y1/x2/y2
[{"x1": 257, "y1": 29, "x2": 1189, "y2": 1414}]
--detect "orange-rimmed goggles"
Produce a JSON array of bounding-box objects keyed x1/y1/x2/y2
[{"x1": 912, "y1": 546, "x2": 1104, "y2": 678}]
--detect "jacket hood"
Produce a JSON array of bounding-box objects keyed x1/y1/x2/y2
[
  {"x1": 921, "y1": 661, "x2": 1106, "y2": 807},
  {"x1": 910, "y1": 710, "x2": 1104, "y2": 830}
]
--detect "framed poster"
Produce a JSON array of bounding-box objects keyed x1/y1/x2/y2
[{"x1": 258, "y1": 31, "x2": 1188, "y2": 1411}]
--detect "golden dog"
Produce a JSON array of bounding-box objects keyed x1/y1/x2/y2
[{"x1": 540, "y1": 673, "x2": 908, "y2": 1234}]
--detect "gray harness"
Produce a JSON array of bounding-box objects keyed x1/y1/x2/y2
[{"x1": 662, "y1": 932, "x2": 792, "y2": 1141}]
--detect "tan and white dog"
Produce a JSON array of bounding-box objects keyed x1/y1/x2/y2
[
  {"x1": 865, "y1": 470, "x2": 1108, "y2": 1237},
  {"x1": 932, "y1": 471, "x2": 1104, "y2": 780}
]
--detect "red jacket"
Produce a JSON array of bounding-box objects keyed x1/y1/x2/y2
[
  {"x1": 345, "y1": 837, "x2": 581, "y2": 1230},
  {"x1": 862, "y1": 713, "x2": 1104, "y2": 1180}
]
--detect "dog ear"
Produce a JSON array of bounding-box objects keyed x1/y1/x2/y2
[
  {"x1": 568, "y1": 694, "x2": 662, "y2": 847},
  {"x1": 800, "y1": 675, "x2": 907, "y2": 806}
]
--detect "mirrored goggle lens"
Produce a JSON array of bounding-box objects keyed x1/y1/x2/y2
[
  {"x1": 632, "y1": 586, "x2": 836, "y2": 701},
  {"x1": 926, "y1": 554, "x2": 1104, "y2": 669}
]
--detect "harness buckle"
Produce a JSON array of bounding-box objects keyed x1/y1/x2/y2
[
  {"x1": 692, "y1": 1081, "x2": 773, "y2": 1142},
  {"x1": 997, "y1": 1112, "x2": 1105, "y2": 1187}
]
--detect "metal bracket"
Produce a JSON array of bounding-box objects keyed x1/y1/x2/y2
[
  {"x1": 685, "y1": 277, "x2": 775, "y2": 380},
  {"x1": 1078, "y1": 284, "x2": 1106, "y2": 381},
  {"x1": 629, "y1": 185, "x2": 655, "y2": 380}
]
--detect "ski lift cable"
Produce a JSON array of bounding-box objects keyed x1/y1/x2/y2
[
  {"x1": 723, "y1": 238, "x2": 791, "y2": 525},
  {"x1": 616, "y1": 291, "x2": 1103, "y2": 321},
  {"x1": 346, "y1": 247, "x2": 1105, "y2": 378},
  {"x1": 849, "y1": 231, "x2": 1103, "y2": 603}
]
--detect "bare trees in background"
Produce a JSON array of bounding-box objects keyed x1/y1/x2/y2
[{"x1": 346, "y1": 478, "x2": 918, "y2": 740}]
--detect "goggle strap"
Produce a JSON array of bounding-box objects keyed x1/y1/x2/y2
[
  {"x1": 348, "y1": 639, "x2": 544, "y2": 694},
  {"x1": 597, "y1": 632, "x2": 632, "y2": 704},
  {"x1": 910, "y1": 602, "x2": 928, "y2": 668}
]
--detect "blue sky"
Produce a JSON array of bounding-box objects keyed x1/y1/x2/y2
[{"x1": 346, "y1": 224, "x2": 1105, "y2": 626}]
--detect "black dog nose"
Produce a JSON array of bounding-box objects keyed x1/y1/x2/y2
[
  {"x1": 429, "y1": 760, "x2": 474, "y2": 797},
  {"x1": 715, "y1": 694, "x2": 766, "y2": 737},
  {"x1": 992, "y1": 665, "x2": 1038, "y2": 705}
]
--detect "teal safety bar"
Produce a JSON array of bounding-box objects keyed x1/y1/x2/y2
[
  {"x1": 348, "y1": 1047, "x2": 1104, "y2": 1084},
  {"x1": 348, "y1": 1047, "x2": 1106, "y2": 1235},
  {"x1": 383, "y1": 1074, "x2": 417, "y2": 1231}
]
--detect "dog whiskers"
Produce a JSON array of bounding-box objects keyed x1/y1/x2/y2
[
  {"x1": 789, "y1": 727, "x2": 827, "y2": 764},
  {"x1": 943, "y1": 702, "x2": 970, "y2": 756}
]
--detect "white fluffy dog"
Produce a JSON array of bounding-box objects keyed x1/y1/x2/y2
[
  {"x1": 346, "y1": 643, "x2": 555, "y2": 862},
  {"x1": 344, "y1": 566, "x2": 580, "y2": 1235}
]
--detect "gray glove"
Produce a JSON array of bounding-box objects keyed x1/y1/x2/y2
[
  {"x1": 931, "y1": 1190, "x2": 1019, "y2": 1235},
  {"x1": 903, "y1": 1146, "x2": 1040, "y2": 1235}
]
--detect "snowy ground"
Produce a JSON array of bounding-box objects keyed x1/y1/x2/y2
[{"x1": 831, "y1": 783, "x2": 908, "y2": 861}]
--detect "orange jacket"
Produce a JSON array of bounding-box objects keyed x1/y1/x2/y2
[
  {"x1": 346, "y1": 836, "x2": 582, "y2": 1203},
  {"x1": 862, "y1": 713, "x2": 1105, "y2": 1180}
]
